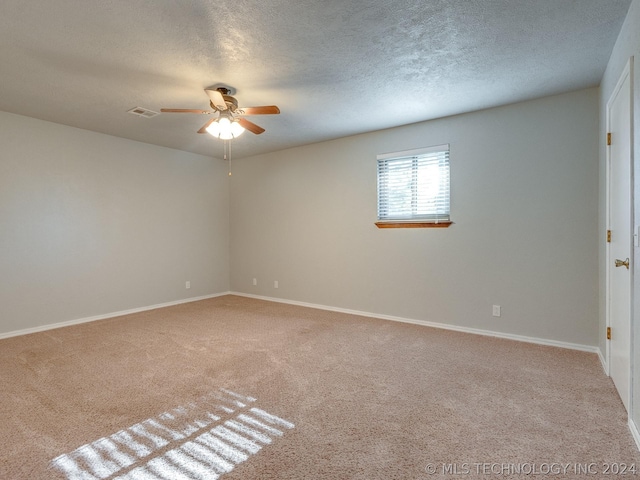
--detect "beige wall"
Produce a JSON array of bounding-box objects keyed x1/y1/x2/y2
[
  {"x1": 230, "y1": 88, "x2": 599, "y2": 346},
  {"x1": 0, "y1": 112, "x2": 230, "y2": 335},
  {"x1": 0, "y1": 88, "x2": 602, "y2": 349}
]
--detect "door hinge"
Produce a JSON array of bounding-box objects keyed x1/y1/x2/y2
[
  {"x1": 607, "y1": 230, "x2": 612, "y2": 243},
  {"x1": 607, "y1": 327, "x2": 612, "y2": 340},
  {"x1": 607, "y1": 132, "x2": 612, "y2": 146}
]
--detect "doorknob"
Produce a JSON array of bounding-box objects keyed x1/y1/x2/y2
[{"x1": 615, "y1": 258, "x2": 630, "y2": 269}]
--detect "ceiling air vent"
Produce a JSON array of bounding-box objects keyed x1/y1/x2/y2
[{"x1": 127, "y1": 107, "x2": 160, "y2": 118}]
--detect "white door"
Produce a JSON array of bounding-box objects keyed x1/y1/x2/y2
[{"x1": 607, "y1": 59, "x2": 632, "y2": 412}]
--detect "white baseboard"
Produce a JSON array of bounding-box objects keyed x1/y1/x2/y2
[
  {"x1": 629, "y1": 419, "x2": 640, "y2": 453},
  {"x1": 0, "y1": 291, "x2": 232, "y2": 340},
  {"x1": 597, "y1": 348, "x2": 609, "y2": 375},
  {"x1": 3, "y1": 290, "x2": 600, "y2": 356},
  {"x1": 231, "y1": 292, "x2": 599, "y2": 354}
]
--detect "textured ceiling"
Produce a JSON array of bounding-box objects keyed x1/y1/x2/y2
[{"x1": 0, "y1": 0, "x2": 632, "y2": 159}]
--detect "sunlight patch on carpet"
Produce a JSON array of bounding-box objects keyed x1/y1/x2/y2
[{"x1": 50, "y1": 388, "x2": 294, "y2": 480}]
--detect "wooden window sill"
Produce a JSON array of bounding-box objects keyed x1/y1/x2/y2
[{"x1": 375, "y1": 221, "x2": 453, "y2": 229}]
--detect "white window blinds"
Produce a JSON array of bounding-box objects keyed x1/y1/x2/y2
[{"x1": 377, "y1": 144, "x2": 450, "y2": 222}]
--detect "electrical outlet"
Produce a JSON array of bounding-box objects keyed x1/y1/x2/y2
[
  {"x1": 253, "y1": 278, "x2": 257, "y2": 286},
  {"x1": 274, "y1": 280, "x2": 279, "y2": 289},
  {"x1": 185, "y1": 281, "x2": 191, "y2": 289},
  {"x1": 492, "y1": 305, "x2": 501, "y2": 317}
]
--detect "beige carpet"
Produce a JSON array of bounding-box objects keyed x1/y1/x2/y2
[{"x1": 0, "y1": 294, "x2": 638, "y2": 479}]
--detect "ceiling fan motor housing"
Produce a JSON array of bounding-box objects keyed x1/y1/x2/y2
[
  {"x1": 223, "y1": 95, "x2": 238, "y2": 112},
  {"x1": 209, "y1": 93, "x2": 238, "y2": 113}
]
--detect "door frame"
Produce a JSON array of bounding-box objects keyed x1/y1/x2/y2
[{"x1": 605, "y1": 56, "x2": 634, "y2": 412}]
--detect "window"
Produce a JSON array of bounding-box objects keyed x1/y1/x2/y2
[{"x1": 376, "y1": 144, "x2": 451, "y2": 228}]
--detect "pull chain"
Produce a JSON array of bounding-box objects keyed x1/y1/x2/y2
[
  {"x1": 221, "y1": 140, "x2": 232, "y2": 177},
  {"x1": 223, "y1": 141, "x2": 227, "y2": 170}
]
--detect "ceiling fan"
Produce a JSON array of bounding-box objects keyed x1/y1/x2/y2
[{"x1": 161, "y1": 87, "x2": 280, "y2": 139}]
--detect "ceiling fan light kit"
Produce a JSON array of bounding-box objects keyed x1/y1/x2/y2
[
  {"x1": 205, "y1": 115, "x2": 245, "y2": 139},
  {"x1": 161, "y1": 86, "x2": 280, "y2": 141}
]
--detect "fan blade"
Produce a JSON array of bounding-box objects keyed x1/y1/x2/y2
[
  {"x1": 161, "y1": 108, "x2": 211, "y2": 114},
  {"x1": 205, "y1": 89, "x2": 227, "y2": 110},
  {"x1": 238, "y1": 118, "x2": 265, "y2": 135},
  {"x1": 238, "y1": 105, "x2": 280, "y2": 115},
  {"x1": 197, "y1": 118, "x2": 216, "y2": 134}
]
